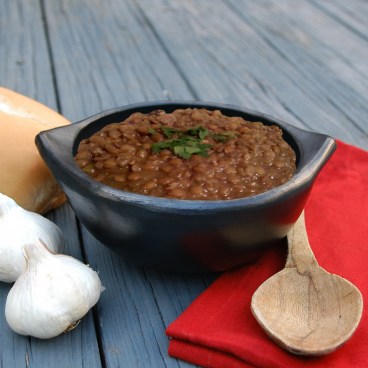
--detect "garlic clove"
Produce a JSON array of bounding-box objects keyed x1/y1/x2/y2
[
  {"x1": 0, "y1": 193, "x2": 63, "y2": 282},
  {"x1": 5, "y1": 240, "x2": 104, "y2": 339}
]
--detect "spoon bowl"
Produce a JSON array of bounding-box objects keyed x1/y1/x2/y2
[{"x1": 251, "y1": 211, "x2": 363, "y2": 356}]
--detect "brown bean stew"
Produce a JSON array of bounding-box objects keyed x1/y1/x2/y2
[{"x1": 75, "y1": 108, "x2": 296, "y2": 200}]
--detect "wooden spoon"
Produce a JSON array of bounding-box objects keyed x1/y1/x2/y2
[{"x1": 251, "y1": 211, "x2": 363, "y2": 356}]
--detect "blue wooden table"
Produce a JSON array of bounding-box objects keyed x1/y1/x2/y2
[{"x1": 1, "y1": 1, "x2": 367, "y2": 367}]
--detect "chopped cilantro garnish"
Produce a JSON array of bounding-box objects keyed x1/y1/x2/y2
[
  {"x1": 162, "y1": 127, "x2": 180, "y2": 138},
  {"x1": 152, "y1": 136, "x2": 211, "y2": 159},
  {"x1": 151, "y1": 125, "x2": 237, "y2": 159},
  {"x1": 151, "y1": 126, "x2": 211, "y2": 159},
  {"x1": 187, "y1": 126, "x2": 209, "y2": 140},
  {"x1": 173, "y1": 143, "x2": 210, "y2": 159}
]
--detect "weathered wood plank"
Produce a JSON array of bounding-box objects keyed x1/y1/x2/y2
[
  {"x1": 135, "y1": 0, "x2": 368, "y2": 149},
  {"x1": 223, "y1": 0, "x2": 368, "y2": 143},
  {"x1": 2, "y1": 0, "x2": 367, "y2": 367},
  {"x1": 265, "y1": 0, "x2": 368, "y2": 96},
  {"x1": 80, "y1": 228, "x2": 213, "y2": 368},
  {"x1": 39, "y1": 0, "x2": 368, "y2": 367},
  {"x1": 42, "y1": 0, "x2": 211, "y2": 367},
  {"x1": 0, "y1": 0, "x2": 57, "y2": 109},
  {"x1": 42, "y1": 0, "x2": 368, "y2": 148},
  {"x1": 42, "y1": 0, "x2": 195, "y2": 123},
  {"x1": 309, "y1": 0, "x2": 368, "y2": 43},
  {"x1": 0, "y1": 1, "x2": 102, "y2": 367}
]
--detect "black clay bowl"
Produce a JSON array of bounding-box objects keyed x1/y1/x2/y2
[{"x1": 35, "y1": 101, "x2": 336, "y2": 273}]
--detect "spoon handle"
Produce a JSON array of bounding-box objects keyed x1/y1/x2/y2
[{"x1": 285, "y1": 211, "x2": 319, "y2": 271}]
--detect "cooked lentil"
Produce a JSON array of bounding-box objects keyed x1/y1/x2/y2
[{"x1": 75, "y1": 108, "x2": 296, "y2": 200}]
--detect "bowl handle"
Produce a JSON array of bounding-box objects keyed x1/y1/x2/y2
[
  {"x1": 289, "y1": 126, "x2": 336, "y2": 179},
  {"x1": 35, "y1": 121, "x2": 90, "y2": 182}
]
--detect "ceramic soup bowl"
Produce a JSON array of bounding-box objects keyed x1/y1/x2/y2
[{"x1": 36, "y1": 101, "x2": 336, "y2": 272}]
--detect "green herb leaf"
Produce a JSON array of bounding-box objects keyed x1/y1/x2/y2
[
  {"x1": 173, "y1": 143, "x2": 211, "y2": 159},
  {"x1": 196, "y1": 143, "x2": 211, "y2": 157},
  {"x1": 151, "y1": 126, "x2": 212, "y2": 159},
  {"x1": 187, "y1": 126, "x2": 209, "y2": 140},
  {"x1": 151, "y1": 140, "x2": 174, "y2": 153},
  {"x1": 174, "y1": 146, "x2": 192, "y2": 159},
  {"x1": 162, "y1": 127, "x2": 180, "y2": 138}
]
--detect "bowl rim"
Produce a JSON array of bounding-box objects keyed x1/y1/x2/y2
[{"x1": 36, "y1": 100, "x2": 336, "y2": 212}]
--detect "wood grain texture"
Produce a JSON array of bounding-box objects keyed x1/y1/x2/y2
[
  {"x1": 0, "y1": 1, "x2": 101, "y2": 367},
  {"x1": 135, "y1": 0, "x2": 368, "y2": 148},
  {"x1": 251, "y1": 212, "x2": 363, "y2": 356},
  {"x1": 0, "y1": 0, "x2": 58, "y2": 109},
  {"x1": 225, "y1": 0, "x2": 368, "y2": 140},
  {"x1": 42, "y1": 0, "x2": 194, "y2": 122},
  {"x1": 79, "y1": 227, "x2": 214, "y2": 368},
  {"x1": 309, "y1": 0, "x2": 368, "y2": 43},
  {"x1": 1, "y1": 0, "x2": 367, "y2": 367}
]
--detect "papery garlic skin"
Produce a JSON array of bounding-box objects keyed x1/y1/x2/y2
[
  {"x1": 5, "y1": 240, "x2": 104, "y2": 339},
  {"x1": 0, "y1": 193, "x2": 63, "y2": 282}
]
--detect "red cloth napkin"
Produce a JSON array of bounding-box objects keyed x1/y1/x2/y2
[{"x1": 166, "y1": 141, "x2": 368, "y2": 368}]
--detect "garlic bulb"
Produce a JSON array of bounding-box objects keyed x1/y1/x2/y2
[
  {"x1": 5, "y1": 240, "x2": 104, "y2": 339},
  {"x1": 0, "y1": 193, "x2": 63, "y2": 282}
]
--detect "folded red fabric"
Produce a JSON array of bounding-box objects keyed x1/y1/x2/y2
[{"x1": 166, "y1": 141, "x2": 368, "y2": 368}]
